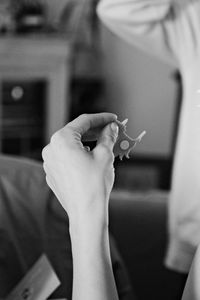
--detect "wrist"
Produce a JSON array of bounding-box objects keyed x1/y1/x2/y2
[
  {"x1": 69, "y1": 209, "x2": 108, "y2": 234},
  {"x1": 69, "y1": 215, "x2": 110, "y2": 264},
  {"x1": 69, "y1": 204, "x2": 109, "y2": 244},
  {"x1": 68, "y1": 192, "x2": 109, "y2": 225}
]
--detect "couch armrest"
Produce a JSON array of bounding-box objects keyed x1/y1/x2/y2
[{"x1": 109, "y1": 190, "x2": 187, "y2": 300}]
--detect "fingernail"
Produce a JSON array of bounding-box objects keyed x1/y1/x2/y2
[
  {"x1": 121, "y1": 118, "x2": 128, "y2": 126},
  {"x1": 111, "y1": 122, "x2": 119, "y2": 134}
]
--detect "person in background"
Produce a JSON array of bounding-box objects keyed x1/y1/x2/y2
[{"x1": 96, "y1": 0, "x2": 200, "y2": 279}]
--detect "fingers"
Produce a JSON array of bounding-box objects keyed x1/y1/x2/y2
[
  {"x1": 65, "y1": 113, "x2": 117, "y2": 137},
  {"x1": 43, "y1": 113, "x2": 118, "y2": 155},
  {"x1": 42, "y1": 144, "x2": 52, "y2": 162},
  {"x1": 94, "y1": 122, "x2": 119, "y2": 161},
  {"x1": 42, "y1": 113, "x2": 119, "y2": 168}
]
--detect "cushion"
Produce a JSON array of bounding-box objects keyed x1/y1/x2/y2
[{"x1": 0, "y1": 155, "x2": 134, "y2": 299}]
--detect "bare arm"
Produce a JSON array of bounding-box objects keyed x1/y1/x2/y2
[
  {"x1": 42, "y1": 113, "x2": 119, "y2": 300},
  {"x1": 70, "y1": 215, "x2": 118, "y2": 300}
]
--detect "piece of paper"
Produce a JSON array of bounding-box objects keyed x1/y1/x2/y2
[{"x1": 6, "y1": 254, "x2": 60, "y2": 300}]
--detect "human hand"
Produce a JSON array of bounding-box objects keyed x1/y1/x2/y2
[{"x1": 42, "y1": 113, "x2": 119, "y2": 224}]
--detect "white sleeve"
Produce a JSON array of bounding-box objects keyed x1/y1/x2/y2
[{"x1": 97, "y1": 0, "x2": 180, "y2": 66}]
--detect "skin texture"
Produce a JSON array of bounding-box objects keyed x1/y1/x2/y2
[{"x1": 42, "y1": 113, "x2": 120, "y2": 300}]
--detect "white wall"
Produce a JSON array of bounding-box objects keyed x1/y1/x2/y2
[{"x1": 101, "y1": 25, "x2": 178, "y2": 157}]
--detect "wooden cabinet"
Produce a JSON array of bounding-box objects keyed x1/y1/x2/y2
[{"x1": 0, "y1": 35, "x2": 71, "y2": 158}]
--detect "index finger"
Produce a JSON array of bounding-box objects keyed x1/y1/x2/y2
[{"x1": 65, "y1": 113, "x2": 118, "y2": 138}]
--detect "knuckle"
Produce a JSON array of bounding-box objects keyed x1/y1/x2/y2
[
  {"x1": 74, "y1": 113, "x2": 88, "y2": 124},
  {"x1": 50, "y1": 129, "x2": 72, "y2": 157},
  {"x1": 51, "y1": 128, "x2": 72, "y2": 147},
  {"x1": 107, "y1": 133, "x2": 117, "y2": 144},
  {"x1": 43, "y1": 162, "x2": 47, "y2": 174},
  {"x1": 79, "y1": 113, "x2": 88, "y2": 120},
  {"x1": 50, "y1": 131, "x2": 68, "y2": 150},
  {"x1": 50, "y1": 131, "x2": 61, "y2": 144},
  {"x1": 42, "y1": 145, "x2": 49, "y2": 161}
]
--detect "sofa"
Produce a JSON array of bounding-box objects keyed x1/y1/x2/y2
[
  {"x1": 0, "y1": 154, "x2": 187, "y2": 300},
  {"x1": 109, "y1": 189, "x2": 187, "y2": 300}
]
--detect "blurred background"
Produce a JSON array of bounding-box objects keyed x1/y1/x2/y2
[{"x1": 0, "y1": 0, "x2": 182, "y2": 191}]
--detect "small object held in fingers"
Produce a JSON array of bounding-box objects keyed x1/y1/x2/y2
[{"x1": 114, "y1": 119, "x2": 146, "y2": 160}]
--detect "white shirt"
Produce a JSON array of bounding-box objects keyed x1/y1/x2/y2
[{"x1": 97, "y1": 0, "x2": 200, "y2": 273}]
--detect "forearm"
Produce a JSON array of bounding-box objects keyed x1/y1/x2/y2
[
  {"x1": 42, "y1": 113, "x2": 120, "y2": 299},
  {"x1": 70, "y1": 212, "x2": 119, "y2": 300}
]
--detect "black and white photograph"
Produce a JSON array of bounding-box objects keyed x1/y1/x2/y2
[{"x1": 0, "y1": 1, "x2": 200, "y2": 300}]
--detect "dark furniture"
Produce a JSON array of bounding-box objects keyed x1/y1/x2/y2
[{"x1": 109, "y1": 190, "x2": 187, "y2": 300}]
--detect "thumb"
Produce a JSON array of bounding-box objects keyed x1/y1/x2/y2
[{"x1": 96, "y1": 122, "x2": 119, "y2": 153}]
